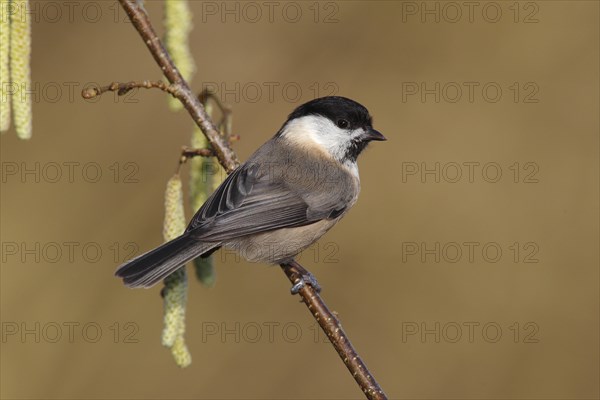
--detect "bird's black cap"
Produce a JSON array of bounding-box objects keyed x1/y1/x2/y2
[{"x1": 286, "y1": 96, "x2": 374, "y2": 131}]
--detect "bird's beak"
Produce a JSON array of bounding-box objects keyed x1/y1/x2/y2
[{"x1": 364, "y1": 127, "x2": 386, "y2": 141}]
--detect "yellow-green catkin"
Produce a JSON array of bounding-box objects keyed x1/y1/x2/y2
[
  {"x1": 190, "y1": 126, "x2": 218, "y2": 286},
  {"x1": 0, "y1": 1, "x2": 11, "y2": 133},
  {"x1": 170, "y1": 334, "x2": 191, "y2": 368},
  {"x1": 9, "y1": 0, "x2": 32, "y2": 139},
  {"x1": 164, "y1": 0, "x2": 195, "y2": 111},
  {"x1": 162, "y1": 269, "x2": 190, "y2": 367},
  {"x1": 163, "y1": 174, "x2": 186, "y2": 240},
  {"x1": 161, "y1": 174, "x2": 192, "y2": 367}
]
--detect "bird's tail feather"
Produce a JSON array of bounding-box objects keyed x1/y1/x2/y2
[{"x1": 115, "y1": 234, "x2": 217, "y2": 288}]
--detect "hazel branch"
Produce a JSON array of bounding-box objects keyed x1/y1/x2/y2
[
  {"x1": 81, "y1": 80, "x2": 177, "y2": 99},
  {"x1": 114, "y1": 1, "x2": 387, "y2": 398},
  {"x1": 117, "y1": 0, "x2": 239, "y2": 174},
  {"x1": 180, "y1": 146, "x2": 215, "y2": 160},
  {"x1": 280, "y1": 261, "x2": 387, "y2": 400}
]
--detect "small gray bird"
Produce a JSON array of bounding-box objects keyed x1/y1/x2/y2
[{"x1": 115, "y1": 96, "x2": 385, "y2": 288}]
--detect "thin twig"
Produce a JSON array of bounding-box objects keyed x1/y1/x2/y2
[
  {"x1": 181, "y1": 146, "x2": 215, "y2": 159},
  {"x1": 115, "y1": 1, "x2": 387, "y2": 398},
  {"x1": 281, "y1": 261, "x2": 387, "y2": 400},
  {"x1": 199, "y1": 89, "x2": 233, "y2": 120},
  {"x1": 117, "y1": 0, "x2": 239, "y2": 173},
  {"x1": 81, "y1": 80, "x2": 176, "y2": 99},
  {"x1": 199, "y1": 89, "x2": 235, "y2": 140},
  {"x1": 175, "y1": 147, "x2": 215, "y2": 174}
]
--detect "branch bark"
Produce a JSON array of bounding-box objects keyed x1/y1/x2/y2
[
  {"x1": 81, "y1": 80, "x2": 176, "y2": 99},
  {"x1": 118, "y1": 0, "x2": 238, "y2": 173},
  {"x1": 281, "y1": 261, "x2": 387, "y2": 399},
  {"x1": 115, "y1": 1, "x2": 387, "y2": 398}
]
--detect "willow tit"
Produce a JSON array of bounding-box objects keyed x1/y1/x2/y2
[{"x1": 116, "y1": 96, "x2": 385, "y2": 288}]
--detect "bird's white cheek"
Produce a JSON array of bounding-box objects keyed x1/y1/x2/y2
[
  {"x1": 280, "y1": 116, "x2": 362, "y2": 162},
  {"x1": 317, "y1": 132, "x2": 347, "y2": 159}
]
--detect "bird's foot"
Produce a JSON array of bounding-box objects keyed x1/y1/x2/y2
[
  {"x1": 281, "y1": 260, "x2": 322, "y2": 295},
  {"x1": 290, "y1": 271, "x2": 321, "y2": 294}
]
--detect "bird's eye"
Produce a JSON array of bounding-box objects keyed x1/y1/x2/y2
[{"x1": 337, "y1": 119, "x2": 349, "y2": 129}]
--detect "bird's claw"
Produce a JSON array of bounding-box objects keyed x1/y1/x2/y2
[{"x1": 290, "y1": 273, "x2": 321, "y2": 294}]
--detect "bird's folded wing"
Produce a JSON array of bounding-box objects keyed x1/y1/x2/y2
[{"x1": 185, "y1": 164, "x2": 341, "y2": 241}]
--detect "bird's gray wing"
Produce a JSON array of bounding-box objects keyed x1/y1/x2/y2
[{"x1": 185, "y1": 162, "x2": 346, "y2": 241}]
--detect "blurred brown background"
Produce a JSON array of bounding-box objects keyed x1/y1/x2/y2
[{"x1": 1, "y1": 1, "x2": 598, "y2": 399}]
